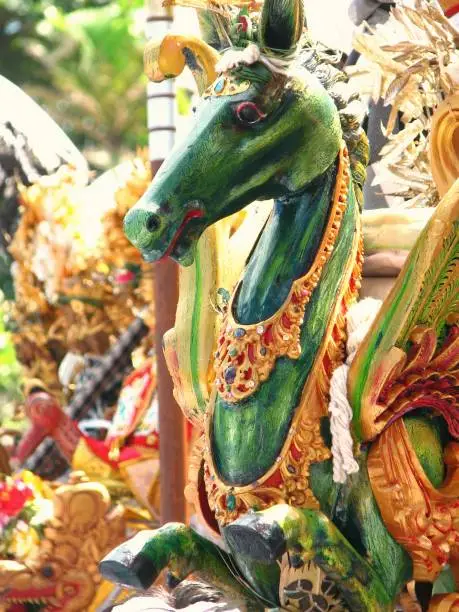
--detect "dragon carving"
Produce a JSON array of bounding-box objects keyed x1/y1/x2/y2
[{"x1": 0, "y1": 476, "x2": 127, "y2": 611}]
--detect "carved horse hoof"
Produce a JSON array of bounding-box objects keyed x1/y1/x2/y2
[
  {"x1": 99, "y1": 521, "x2": 254, "y2": 605},
  {"x1": 225, "y1": 505, "x2": 394, "y2": 611},
  {"x1": 100, "y1": 530, "x2": 159, "y2": 589},
  {"x1": 224, "y1": 511, "x2": 287, "y2": 563}
]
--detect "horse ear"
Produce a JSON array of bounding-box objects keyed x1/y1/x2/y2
[
  {"x1": 198, "y1": 12, "x2": 230, "y2": 51},
  {"x1": 258, "y1": 0, "x2": 304, "y2": 52}
]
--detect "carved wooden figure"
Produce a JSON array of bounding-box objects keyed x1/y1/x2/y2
[
  {"x1": 0, "y1": 477, "x2": 128, "y2": 610},
  {"x1": 100, "y1": 1, "x2": 458, "y2": 609}
]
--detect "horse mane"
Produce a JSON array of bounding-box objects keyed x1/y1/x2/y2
[{"x1": 298, "y1": 41, "x2": 369, "y2": 209}]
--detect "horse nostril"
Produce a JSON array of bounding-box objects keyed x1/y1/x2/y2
[{"x1": 146, "y1": 213, "x2": 161, "y2": 233}]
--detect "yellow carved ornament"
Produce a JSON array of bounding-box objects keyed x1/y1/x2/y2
[
  {"x1": 368, "y1": 420, "x2": 459, "y2": 583},
  {"x1": 430, "y1": 94, "x2": 459, "y2": 198},
  {"x1": 144, "y1": 34, "x2": 221, "y2": 95}
]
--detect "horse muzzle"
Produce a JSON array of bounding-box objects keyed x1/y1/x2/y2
[{"x1": 124, "y1": 200, "x2": 205, "y2": 265}]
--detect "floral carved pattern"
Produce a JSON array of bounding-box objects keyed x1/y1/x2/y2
[
  {"x1": 366, "y1": 325, "x2": 459, "y2": 441},
  {"x1": 368, "y1": 419, "x2": 459, "y2": 583},
  {"x1": 367, "y1": 321, "x2": 459, "y2": 582}
]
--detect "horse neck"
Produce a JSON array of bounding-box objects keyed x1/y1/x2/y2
[{"x1": 234, "y1": 156, "x2": 341, "y2": 325}]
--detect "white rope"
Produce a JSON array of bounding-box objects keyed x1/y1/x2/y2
[
  {"x1": 215, "y1": 43, "x2": 295, "y2": 76},
  {"x1": 329, "y1": 298, "x2": 382, "y2": 484}
]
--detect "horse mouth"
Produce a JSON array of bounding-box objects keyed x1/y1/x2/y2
[{"x1": 144, "y1": 208, "x2": 204, "y2": 266}]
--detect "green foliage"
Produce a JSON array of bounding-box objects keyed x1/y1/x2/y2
[
  {"x1": 0, "y1": 0, "x2": 48, "y2": 87},
  {"x1": 176, "y1": 87, "x2": 193, "y2": 116},
  {"x1": 0, "y1": 299, "x2": 22, "y2": 416},
  {"x1": 1, "y1": 0, "x2": 148, "y2": 168},
  {"x1": 0, "y1": 0, "x2": 111, "y2": 86},
  {"x1": 0, "y1": 253, "x2": 14, "y2": 302},
  {"x1": 26, "y1": 3, "x2": 147, "y2": 167}
]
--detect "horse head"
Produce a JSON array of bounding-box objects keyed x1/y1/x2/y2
[{"x1": 124, "y1": 0, "x2": 343, "y2": 266}]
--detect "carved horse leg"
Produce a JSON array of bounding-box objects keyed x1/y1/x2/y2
[
  {"x1": 224, "y1": 504, "x2": 395, "y2": 611},
  {"x1": 99, "y1": 523, "x2": 263, "y2": 608}
]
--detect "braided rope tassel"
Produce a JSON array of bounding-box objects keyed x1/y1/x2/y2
[{"x1": 329, "y1": 297, "x2": 382, "y2": 483}]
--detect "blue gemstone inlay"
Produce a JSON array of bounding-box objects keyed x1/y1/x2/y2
[
  {"x1": 214, "y1": 78, "x2": 225, "y2": 93},
  {"x1": 224, "y1": 366, "x2": 237, "y2": 384},
  {"x1": 234, "y1": 328, "x2": 246, "y2": 338}
]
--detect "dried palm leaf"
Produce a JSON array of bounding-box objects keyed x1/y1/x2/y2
[{"x1": 349, "y1": 0, "x2": 459, "y2": 207}]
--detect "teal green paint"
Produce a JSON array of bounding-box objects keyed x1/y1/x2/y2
[
  {"x1": 404, "y1": 414, "x2": 445, "y2": 488},
  {"x1": 235, "y1": 505, "x2": 394, "y2": 609},
  {"x1": 259, "y1": 0, "x2": 303, "y2": 50},
  {"x1": 190, "y1": 247, "x2": 206, "y2": 412},
  {"x1": 433, "y1": 566, "x2": 457, "y2": 594},
  {"x1": 310, "y1": 456, "x2": 411, "y2": 601},
  {"x1": 232, "y1": 555, "x2": 282, "y2": 607},
  {"x1": 235, "y1": 162, "x2": 337, "y2": 323},
  {"x1": 123, "y1": 70, "x2": 341, "y2": 267},
  {"x1": 212, "y1": 184, "x2": 358, "y2": 484},
  {"x1": 350, "y1": 253, "x2": 418, "y2": 440},
  {"x1": 122, "y1": 55, "x2": 346, "y2": 483},
  {"x1": 135, "y1": 523, "x2": 262, "y2": 607}
]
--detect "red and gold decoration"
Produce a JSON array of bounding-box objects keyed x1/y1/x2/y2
[
  {"x1": 188, "y1": 145, "x2": 364, "y2": 526},
  {"x1": 369, "y1": 419, "x2": 458, "y2": 583},
  {"x1": 214, "y1": 145, "x2": 352, "y2": 403},
  {"x1": 0, "y1": 472, "x2": 131, "y2": 611}
]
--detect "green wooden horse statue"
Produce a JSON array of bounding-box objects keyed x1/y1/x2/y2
[{"x1": 100, "y1": 1, "x2": 458, "y2": 610}]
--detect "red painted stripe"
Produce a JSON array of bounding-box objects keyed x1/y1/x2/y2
[
  {"x1": 162, "y1": 209, "x2": 204, "y2": 259},
  {"x1": 445, "y1": 4, "x2": 459, "y2": 17}
]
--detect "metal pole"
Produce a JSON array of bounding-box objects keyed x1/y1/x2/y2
[{"x1": 145, "y1": 0, "x2": 186, "y2": 524}]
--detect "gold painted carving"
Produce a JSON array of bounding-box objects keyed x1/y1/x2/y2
[
  {"x1": 361, "y1": 325, "x2": 459, "y2": 442},
  {"x1": 214, "y1": 144, "x2": 351, "y2": 403},
  {"x1": 430, "y1": 94, "x2": 459, "y2": 198},
  {"x1": 0, "y1": 477, "x2": 126, "y2": 610},
  {"x1": 429, "y1": 593, "x2": 459, "y2": 611},
  {"x1": 368, "y1": 419, "x2": 459, "y2": 583},
  {"x1": 204, "y1": 75, "x2": 251, "y2": 98}
]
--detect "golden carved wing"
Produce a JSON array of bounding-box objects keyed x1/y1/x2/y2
[{"x1": 348, "y1": 95, "x2": 459, "y2": 443}]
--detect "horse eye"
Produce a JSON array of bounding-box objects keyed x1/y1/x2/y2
[{"x1": 236, "y1": 102, "x2": 265, "y2": 125}]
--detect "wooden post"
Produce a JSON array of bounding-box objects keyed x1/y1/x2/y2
[{"x1": 145, "y1": 0, "x2": 186, "y2": 524}]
